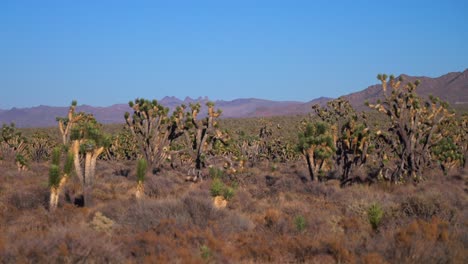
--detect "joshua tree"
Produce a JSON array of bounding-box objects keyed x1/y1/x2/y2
[
  {"x1": 103, "y1": 127, "x2": 139, "y2": 161},
  {"x1": 29, "y1": 132, "x2": 55, "y2": 162},
  {"x1": 70, "y1": 115, "x2": 109, "y2": 207},
  {"x1": 297, "y1": 121, "x2": 336, "y2": 181},
  {"x1": 57, "y1": 100, "x2": 85, "y2": 145},
  {"x1": 431, "y1": 113, "x2": 467, "y2": 172},
  {"x1": 368, "y1": 74, "x2": 454, "y2": 182},
  {"x1": 176, "y1": 102, "x2": 226, "y2": 181},
  {"x1": 311, "y1": 98, "x2": 370, "y2": 183},
  {"x1": 339, "y1": 118, "x2": 370, "y2": 184},
  {"x1": 48, "y1": 147, "x2": 74, "y2": 210},
  {"x1": 1, "y1": 123, "x2": 29, "y2": 170},
  {"x1": 135, "y1": 158, "x2": 147, "y2": 199},
  {"x1": 125, "y1": 98, "x2": 180, "y2": 172}
]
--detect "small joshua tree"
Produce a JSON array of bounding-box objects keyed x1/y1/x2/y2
[
  {"x1": 1, "y1": 123, "x2": 29, "y2": 170},
  {"x1": 135, "y1": 158, "x2": 147, "y2": 199},
  {"x1": 29, "y1": 132, "x2": 55, "y2": 162},
  {"x1": 368, "y1": 74, "x2": 454, "y2": 182},
  {"x1": 49, "y1": 147, "x2": 74, "y2": 210},
  {"x1": 431, "y1": 114, "x2": 466, "y2": 172},
  {"x1": 70, "y1": 114, "x2": 109, "y2": 207},
  {"x1": 298, "y1": 122, "x2": 336, "y2": 181},
  {"x1": 103, "y1": 127, "x2": 139, "y2": 161},
  {"x1": 339, "y1": 118, "x2": 370, "y2": 184}
]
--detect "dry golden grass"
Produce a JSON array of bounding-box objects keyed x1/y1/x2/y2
[{"x1": 0, "y1": 158, "x2": 466, "y2": 263}]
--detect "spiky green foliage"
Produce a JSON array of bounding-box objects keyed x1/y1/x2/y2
[
  {"x1": 63, "y1": 152, "x2": 74, "y2": 175},
  {"x1": 136, "y1": 158, "x2": 147, "y2": 183},
  {"x1": 71, "y1": 115, "x2": 110, "y2": 152},
  {"x1": 210, "y1": 178, "x2": 224, "y2": 197},
  {"x1": 294, "y1": 215, "x2": 307, "y2": 232},
  {"x1": 368, "y1": 203, "x2": 384, "y2": 230},
  {"x1": 15, "y1": 154, "x2": 28, "y2": 168},
  {"x1": 49, "y1": 165, "x2": 61, "y2": 188},
  {"x1": 210, "y1": 178, "x2": 235, "y2": 200},
  {"x1": 51, "y1": 147, "x2": 61, "y2": 166}
]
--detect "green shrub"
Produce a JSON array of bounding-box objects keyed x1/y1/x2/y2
[
  {"x1": 368, "y1": 203, "x2": 384, "y2": 230},
  {"x1": 223, "y1": 187, "x2": 235, "y2": 200},
  {"x1": 210, "y1": 178, "x2": 224, "y2": 197},
  {"x1": 210, "y1": 178, "x2": 236, "y2": 200},
  {"x1": 294, "y1": 215, "x2": 307, "y2": 232},
  {"x1": 200, "y1": 245, "x2": 212, "y2": 260},
  {"x1": 136, "y1": 158, "x2": 147, "y2": 183},
  {"x1": 209, "y1": 167, "x2": 224, "y2": 179}
]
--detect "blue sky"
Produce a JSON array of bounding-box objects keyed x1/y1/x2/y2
[{"x1": 0, "y1": 0, "x2": 467, "y2": 109}]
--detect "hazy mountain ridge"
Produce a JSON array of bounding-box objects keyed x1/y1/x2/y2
[
  {"x1": 343, "y1": 69, "x2": 468, "y2": 110},
  {"x1": 0, "y1": 97, "x2": 304, "y2": 128},
  {"x1": 1, "y1": 69, "x2": 466, "y2": 128}
]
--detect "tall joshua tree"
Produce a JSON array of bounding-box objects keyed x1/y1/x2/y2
[
  {"x1": 312, "y1": 98, "x2": 370, "y2": 183},
  {"x1": 125, "y1": 98, "x2": 180, "y2": 172},
  {"x1": 70, "y1": 115, "x2": 109, "y2": 207},
  {"x1": 48, "y1": 147, "x2": 74, "y2": 210},
  {"x1": 368, "y1": 74, "x2": 454, "y2": 182},
  {"x1": 177, "y1": 102, "x2": 226, "y2": 181}
]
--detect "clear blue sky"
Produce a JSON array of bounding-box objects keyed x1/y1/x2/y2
[{"x1": 1, "y1": 0, "x2": 467, "y2": 109}]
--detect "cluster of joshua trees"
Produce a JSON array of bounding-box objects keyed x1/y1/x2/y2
[{"x1": 1, "y1": 74, "x2": 465, "y2": 209}]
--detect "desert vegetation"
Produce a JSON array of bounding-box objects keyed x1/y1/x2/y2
[{"x1": 0, "y1": 75, "x2": 467, "y2": 263}]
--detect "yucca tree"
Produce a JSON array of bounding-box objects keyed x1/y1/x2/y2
[
  {"x1": 70, "y1": 115, "x2": 110, "y2": 207},
  {"x1": 176, "y1": 102, "x2": 226, "y2": 181},
  {"x1": 125, "y1": 98, "x2": 181, "y2": 172},
  {"x1": 431, "y1": 113, "x2": 467, "y2": 172},
  {"x1": 368, "y1": 74, "x2": 454, "y2": 182},
  {"x1": 311, "y1": 98, "x2": 370, "y2": 183},
  {"x1": 135, "y1": 158, "x2": 147, "y2": 199},
  {"x1": 48, "y1": 147, "x2": 74, "y2": 210},
  {"x1": 298, "y1": 122, "x2": 336, "y2": 181},
  {"x1": 339, "y1": 118, "x2": 370, "y2": 183},
  {"x1": 1, "y1": 123, "x2": 29, "y2": 170}
]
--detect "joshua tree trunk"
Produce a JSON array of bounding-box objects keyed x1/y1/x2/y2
[
  {"x1": 49, "y1": 174, "x2": 69, "y2": 210},
  {"x1": 135, "y1": 181, "x2": 144, "y2": 199},
  {"x1": 305, "y1": 153, "x2": 315, "y2": 182},
  {"x1": 49, "y1": 187, "x2": 59, "y2": 210},
  {"x1": 72, "y1": 140, "x2": 104, "y2": 207}
]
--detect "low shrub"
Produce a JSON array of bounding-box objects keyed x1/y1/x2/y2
[
  {"x1": 294, "y1": 215, "x2": 307, "y2": 232},
  {"x1": 368, "y1": 203, "x2": 384, "y2": 230}
]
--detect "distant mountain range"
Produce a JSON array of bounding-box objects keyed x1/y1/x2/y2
[{"x1": 1, "y1": 69, "x2": 466, "y2": 128}]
